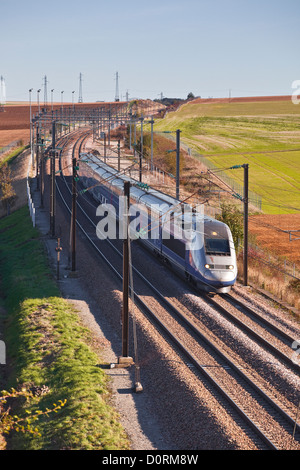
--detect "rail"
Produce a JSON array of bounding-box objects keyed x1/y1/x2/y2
[{"x1": 54, "y1": 132, "x2": 300, "y2": 449}]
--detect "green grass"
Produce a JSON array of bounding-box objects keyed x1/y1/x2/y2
[
  {"x1": 0, "y1": 206, "x2": 130, "y2": 450},
  {"x1": 205, "y1": 151, "x2": 300, "y2": 213},
  {"x1": 0, "y1": 145, "x2": 28, "y2": 168},
  {"x1": 152, "y1": 99, "x2": 300, "y2": 213}
]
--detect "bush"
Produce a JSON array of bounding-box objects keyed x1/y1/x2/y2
[{"x1": 216, "y1": 202, "x2": 243, "y2": 250}]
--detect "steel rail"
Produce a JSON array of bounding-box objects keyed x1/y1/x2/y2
[
  {"x1": 202, "y1": 293, "x2": 300, "y2": 375},
  {"x1": 55, "y1": 132, "x2": 300, "y2": 450}
]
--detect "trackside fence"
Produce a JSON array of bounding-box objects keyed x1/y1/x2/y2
[{"x1": 162, "y1": 133, "x2": 262, "y2": 211}]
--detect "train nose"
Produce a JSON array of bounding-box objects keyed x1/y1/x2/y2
[{"x1": 204, "y1": 268, "x2": 236, "y2": 282}]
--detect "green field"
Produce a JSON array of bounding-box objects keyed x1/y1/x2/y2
[{"x1": 152, "y1": 99, "x2": 300, "y2": 213}]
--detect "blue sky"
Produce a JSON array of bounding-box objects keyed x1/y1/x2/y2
[{"x1": 1, "y1": 0, "x2": 299, "y2": 102}]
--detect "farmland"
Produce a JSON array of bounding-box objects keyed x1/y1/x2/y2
[
  {"x1": 153, "y1": 96, "x2": 300, "y2": 214},
  {"x1": 1, "y1": 97, "x2": 300, "y2": 271},
  {"x1": 150, "y1": 96, "x2": 300, "y2": 277}
]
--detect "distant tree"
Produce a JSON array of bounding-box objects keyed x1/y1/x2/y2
[
  {"x1": 187, "y1": 92, "x2": 195, "y2": 100},
  {"x1": 0, "y1": 163, "x2": 17, "y2": 215}
]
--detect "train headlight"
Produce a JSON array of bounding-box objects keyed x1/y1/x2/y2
[
  {"x1": 205, "y1": 264, "x2": 214, "y2": 269},
  {"x1": 228, "y1": 265, "x2": 234, "y2": 270}
]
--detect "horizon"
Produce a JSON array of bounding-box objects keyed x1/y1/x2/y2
[
  {"x1": 1, "y1": 0, "x2": 299, "y2": 103},
  {"x1": 2, "y1": 93, "x2": 296, "y2": 106}
]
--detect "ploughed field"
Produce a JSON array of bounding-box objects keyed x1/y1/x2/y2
[{"x1": 249, "y1": 213, "x2": 300, "y2": 268}]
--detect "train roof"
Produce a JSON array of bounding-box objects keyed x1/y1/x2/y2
[
  {"x1": 83, "y1": 154, "x2": 225, "y2": 225},
  {"x1": 84, "y1": 154, "x2": 180, "y2": 207}
]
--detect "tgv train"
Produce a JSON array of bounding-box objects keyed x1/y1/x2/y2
[{"x1": 80, "y1": 155, "x2": 237, "y2": 294}]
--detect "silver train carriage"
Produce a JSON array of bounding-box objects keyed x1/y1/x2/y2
[{"x1": 80, "y1": 155, "x2": 237, "y2": 294}]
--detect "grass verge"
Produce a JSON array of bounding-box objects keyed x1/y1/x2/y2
[
  {"x1": 0, "y1": 206, "x2": 130, "y2": 450},
  {"x1": 0, "y1": 145, "x2": 28, "y2": 168}
]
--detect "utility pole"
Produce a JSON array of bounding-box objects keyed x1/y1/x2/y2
[
  {"x1": 40, "y1": 138, "x2": 44, "y2": 208},
  {"x1": 146, "y1": 118, "x2": 154, "y2": 171},
  {"x1": 50, "y1": 121, "x2": 56, "y2": 238},
  {"x1": 139, "y1": 115, "x2": 144, "y2": 182},
  {"x1": 243, "y1": 164, "x2": 249, "y2": 286},
  {"x1": 176, "y1": 129, "x2": 181, "y2": 200},
  {"x1": 133, "y1": 115, "x2": 137, "y2": 160},
  {"x1": 78, "y1": 73, "x2": 83, "y2": 103},
  {"x1": 129, "y1": 110, "x2": 132, "y2": 150},
  {"x1": 229, "y1": 163, "x2": 249, "y2": 286},
  {"x1": 118, "y1": 139, "x2": 121, "y2": 172},
  {"x1": 121, "y1": 181, "x2": 132, "y2": 364},
  {"x1": 115, "y1": 72, "x2": 120, "y2": 102},
  {"x1": 103, "y1": 132, "x2": 107, "y2": 163},
  {"x1": 51, "y1": 89, "x2": 54, "y2": 114},
  {"x1": 110, "y1": 181, "x2": 134, "y2": 371},
  {"x1": 108, "y1": 105, "x2": 111, "y2": 146},
  {"x1": 71, "y1": 157, "x2": 79, "y2": 272},
  {"x1": 29, "y1": 89, "x2": 33, "y2": 164},
  {"x1": 36, "y1": 122, "x2": 40, "y2": 189},
  {"x1": 43, "y1": 75, "x2": 48, "y2": 108}
]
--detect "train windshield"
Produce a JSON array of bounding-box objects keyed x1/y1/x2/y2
[{"x1": 204, "y1": 220, "x2": 231, "y2": 255}]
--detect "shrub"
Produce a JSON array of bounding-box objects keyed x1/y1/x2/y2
[{"x1": 216, "y1": 202, "x2": 243, "y2": 250}]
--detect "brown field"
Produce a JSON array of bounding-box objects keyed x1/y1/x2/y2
[
  {"x1": 0, "y1": 105, "x2": 31, "y2": 146},
  {"x1": 0, "y1": 99, "x2": 163, "y2": 148},
  {"x1": 0, "y1": 102, "x2": 126, "y2": 147},
  {"x1": 192, "y1": 94, "x2": 293, "y2": 104},
  {"x1": 249, "y1": 214, "x2": 300, "y2": 266}
]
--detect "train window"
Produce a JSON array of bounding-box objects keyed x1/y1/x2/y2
[
  {"x1": 205, "y1": 238, "x2": 230, "y2": 255},
  {"x1": 162, "y1": 232, "x2": 186, "y2": 259},
  {"x1": 204, "y1": 221, "x2": 230, "y2": 255}
]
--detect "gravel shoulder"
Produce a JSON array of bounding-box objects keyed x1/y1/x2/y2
[
  {"x1": 30, "y1": 170, "x2": 246, "y2": 450},
  {"x1": 6, "y1": 148, "x2": 300, "y2": 450},
  {"x1": 30, "y1": 178, "x2": 173, "y2": 450}
]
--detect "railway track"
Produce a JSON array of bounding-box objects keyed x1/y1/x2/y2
[
  {"x1": 53, "y1": 130, "x2": 300, "y2": 450},
  {"x1": 209, "y1": 292, "x2": 300, "y2": 373}
]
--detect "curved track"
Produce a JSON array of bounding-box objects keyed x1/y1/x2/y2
[{"x1": 53, "y1": 130, "x2": 300, "y2": 450}]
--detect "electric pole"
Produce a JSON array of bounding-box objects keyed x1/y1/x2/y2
[
  {"x1": 71, "y1": 157, "x2": 79, "y2": 272},
  {"x1": 243, "y1": 164, "x2": 249, "y2": 286},
  {"x1": 176, "y1": 129, "x2": 181, "y2": 200},
  {"x1": 43, "y1": 75, "x2": 48, "y2": 108},
  {"x1": 50, "y1": 121, "x2": 56, "y2": 238},
  {"x1": 115, "y1": 72, "x2": 120, "y2": 102},
  {"x1": 40, "y1": 138, "x2": 44, "y2": 208},
  {"x1": 139, "y1": 115, "x2": 144, "y2": 182},
  {"x1": 229, "y1": 163, "x2": 249, "y2": 286},
  {"x1": 121, "y1": 181, "x2": 132, "y2": 362},
  {"x1": 78, "y1": 73, "x2": 83, "y2": 103}
]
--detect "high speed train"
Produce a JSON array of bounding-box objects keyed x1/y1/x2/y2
[{"x1": 80, "y1": 155, "x2": 237, "y2": 294}]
